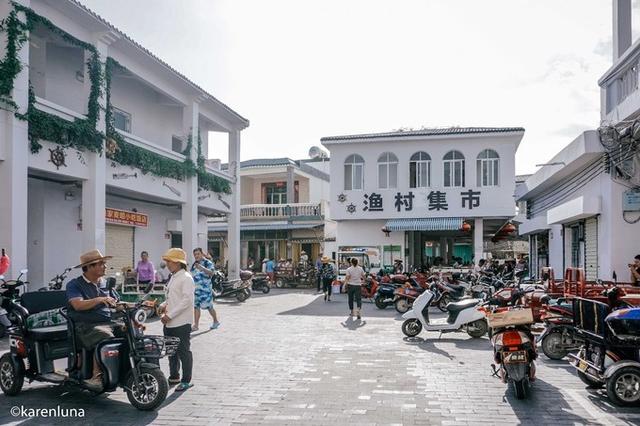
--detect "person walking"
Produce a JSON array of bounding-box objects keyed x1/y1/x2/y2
[
  {"x1": 345, "y1": 257, "x2": 365, "y2": 319},
  {"x1": 315, "y1": 253, "x2": 323, "y2": 293},
  {"x1": 135, "y1": 251, "x2": 155, "y2": 288},
  {"x1": 319, "y1": 256, "x2": 336, "y2": 302},
  {"x1": 158, "y1": 248, "x2": 195, "y2": 391},
  {"x1": 265, "y1": 257, "x2": 275, "y2": 284},
  {"x1": 191, "y1": 247, "x2": 220, "y2": 331}
]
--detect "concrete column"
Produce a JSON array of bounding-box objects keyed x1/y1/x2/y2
[
  {"x1": 227, "y1": 130, "x2": 241, "y2": 280},
  {"x1": 181, "y1": 102, "x2": 199, "y2": 257},
  {"x1": 474, "y1": 218, "x2": 484, "y2": 265},
  {"x1": 286, "y1": 165, "x2": 295, "y2": 204},
  {"x1": 0, "y1": 2, "x2": 30, "y2": 277},
  {"x1": 613, "y1": 0, "x2": 632, "y2": 61}
]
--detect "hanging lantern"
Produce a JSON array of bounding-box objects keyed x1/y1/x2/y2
[
  {"x1": 461, "y1": 222, "x2": 471, "y2": 232},
  {"x1": 503, "y1": 223, "x2": 516, "y2": 233}
]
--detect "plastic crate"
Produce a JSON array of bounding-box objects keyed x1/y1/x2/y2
[{"x1": 486, "y1": 307, "x2": 534, "y2": 328}]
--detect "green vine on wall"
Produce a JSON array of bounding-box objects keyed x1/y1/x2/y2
[{"x1": 0, "y1": 9, "x2": 30, "y2": 109}]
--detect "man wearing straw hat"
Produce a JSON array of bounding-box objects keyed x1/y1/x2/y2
[{"x1": 66, "y1": 249, "x2": 118, "y2": 392}]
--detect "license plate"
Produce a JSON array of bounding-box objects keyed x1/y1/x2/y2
[
  {"x1": 504, "y1": 351, "x2": 527, "y2": 364},
  {"x1": 578, "y1": 360, "x2": 588, "y2": 372}
]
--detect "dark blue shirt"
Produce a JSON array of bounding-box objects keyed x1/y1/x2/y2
[{"x1": 66, "y1": 275, "x2": 111, "y2": 323}]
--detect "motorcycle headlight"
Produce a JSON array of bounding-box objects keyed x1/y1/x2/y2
[{"x1": 134, "y1": 308, "x2": 147, "y2": 325}]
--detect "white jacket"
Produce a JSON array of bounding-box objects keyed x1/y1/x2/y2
[{"x1": 163, "y1": 269, "x2": 195, "y2": 328}]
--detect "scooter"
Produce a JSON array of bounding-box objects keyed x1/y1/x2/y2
[
  {"x1": 360, "y1": 275, "x2": 379, "y2": 300},
  {"x1": 374, "y1": 281, "x2": 406, "y2": 309},
  {"x1": 0, "y1": 285, "x2": 177, "y2": 410},
  {"x1": 212, "y1": 270, "x2": 253, "y2": 302},
  {"x1": 394, "y1": 280, "x2": 426, "y2": 313},
  {"x1": 251, "y1": 273, "x2": 271, "y2": 294},
  {"x1": 0, "y1": 269, "x2": 28, "y2": 338},
  {"x1": 400, "y1": 289, "x2": 488, "y2": 339},
  {"x1": 38, "y1": 267, "x2": 73, "y2": 291}
]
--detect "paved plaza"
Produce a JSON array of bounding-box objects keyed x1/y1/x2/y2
[{"x1": 1, "y1": 289, "x2": 639, "y2": 426}]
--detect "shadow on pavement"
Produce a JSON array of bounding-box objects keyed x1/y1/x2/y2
[
  {"x1": 404, "y1": 334, "x2": 492, "y2": 354},
  {"x1": 277, "y1": 292, "x2": 404, "y2": 318},
  {"x1": 341, "y1": 317, "x2": 367, "y2": 330}
]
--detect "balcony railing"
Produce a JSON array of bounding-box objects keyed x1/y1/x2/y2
[
  {"x1": 600, "y1": 41, "x2": 640, "y2": 119},
  {"x1": 240, "y1": 203, "x2": 322, "y2": 220}
]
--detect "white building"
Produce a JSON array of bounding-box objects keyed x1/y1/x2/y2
[
  {"x1": 321, "y1": 127, "x2": 524, "y2": 270},
  {"x1": 0, "y1": 0, "x2": 247, "y2": 286},
  {"x1": 209, "y1": 156, "x2": 334, "y2": 268},
  {"x1": 516, "y1": 0, "x2": 640, "y2": 282}
]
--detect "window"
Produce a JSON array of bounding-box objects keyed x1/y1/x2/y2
[
  {"x1": 265, "y1": 183, "x2": 287, "y2": 204},
  {"x1": 443, "y1": 150, "x2": 465, "y2": 187},
  {"x1": 172, "y1": 136, "x2": 184, "y2": 154},
  {"x1": 409, "y1": 151, "x2": 431, "y2": 188},
  {"x1": 344, "y1": 154, "x2": 364, "y2": 190},
  {"x1": 477, "y1": 149, "x2": 500, "y2": 186},
  {"x1": 378, "y1": 152, "x2": 398, "y2": 189},
  {"x1": 113, "y1": 107, "x2": 131, "y2": 133}
]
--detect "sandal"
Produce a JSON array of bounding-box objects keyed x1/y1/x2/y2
[{"x1": 175, "y1": 382, "x2": 194, "y2": 392}]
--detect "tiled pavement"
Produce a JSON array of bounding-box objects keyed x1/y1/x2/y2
[{"x1": 1, "y1": 289, "x2": 639, "y2": 425}]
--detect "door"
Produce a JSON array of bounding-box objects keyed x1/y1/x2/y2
[
  {"x1": 106, "y1": 224, "x2": 134, "y2": 274},
  {"x1": 585, "y1": 217, "x2": 598, "y2": 280}
]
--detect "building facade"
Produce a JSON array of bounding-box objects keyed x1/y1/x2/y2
[
  {"x1": 0, "y1": 0, "x2": 247, "y2": 286},
  {"x1": 210, "y1": 157, "x2": 334, "y2": 268},
  {"x1": 321, "y1": 127, "x2": 524, "y2": 270},
  {"x1": 517, "y1": 0, "x2": 640, "y2": 282}
]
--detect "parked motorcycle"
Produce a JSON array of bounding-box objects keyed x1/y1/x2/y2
[
  {"x1": 0, "y1": 288, "x2": 177, "y2": 410},
  {"x1": 0, "y1": 269, "x2": 28, "y2": 338},
  {"x1": 401, "y1": 288, "x2": 488, "y2": 339},
  {"x1": 394, "y1": 280, "x2": 425, "y2": 313},
  {"x1": 212, "y1": 270, "x2": 253, "y2": 302},
  {"x1": 360, "y1": 275, "x2": 379, "y2": 300},
  {"x1": 38, "y1": 267, "x2": 73, "y2": 291},
  {"x1": 251, "y1": 273, "x2": 271, "y2": 294},
  {"x1": 374, "y1": 281, "x2": 404, "y2": 309}
]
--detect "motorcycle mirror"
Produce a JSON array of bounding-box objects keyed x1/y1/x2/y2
[
  {"x1": 20, "y1": 269, "x2": 28, "y2": 275},
  {"x1": 106, "y1": 277, "x2": 117, "y2": 290},
  {"x1": 0, "y1": 275, "x2": 4, "y2": 281},
  {"x1": 144, "y1": 282, "x2": 154, "y2": 294}
]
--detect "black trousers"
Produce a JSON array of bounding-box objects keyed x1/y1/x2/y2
[
  {"x1": 322, "y1": 277, "x2": 333, "y2": 296},
  {"x1": 163, "y1": 323, "x2": 193, "y2": 383},
  {"x1": 347, "y1": 284, "x2": 362, "y2": 310},
  {"x1": 317, "y1": 274, "x2": 322, "y2": 291}
]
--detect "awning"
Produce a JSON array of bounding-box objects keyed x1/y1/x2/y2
[
  {"x1": 385, "y1": 217, "x2": 464, "y2": 232},
  {"x1": 209, "y1": 223, "x2": 323, "y2": 232}
]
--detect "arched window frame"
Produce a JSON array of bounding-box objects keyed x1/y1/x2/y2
[
  {"x1": 409, "y1": 151, "x2": 431, "y2": 188},
  {"x1": 377, "y1": 152, "x2": 398, "y2": 189},
  {"x1": 477, "y1": 149, "x2": 500, "y2": 187},
  {"x1": 443, "y1": 150, "x2": 465, "y2": 187},
  {"x1": 344, "y1": 154, "x2": 364, "y2": 190}
]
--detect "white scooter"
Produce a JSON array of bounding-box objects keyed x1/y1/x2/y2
[{"x1": 401, "y1": 289, "x2": 488, "y2": 338}]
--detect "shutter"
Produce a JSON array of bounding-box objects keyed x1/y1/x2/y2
[
  {"x1": 585, "y1": 217, "x2": 598, "y2": 280},
  {"x1": 106, "y1": 224, "x2": 134, "y2": 274}
]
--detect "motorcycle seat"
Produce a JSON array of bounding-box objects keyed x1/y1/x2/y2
[
  {"x1": 29, "y1": 324, "x2": 68, "y2": 341},
  {"x1": 447, "y1": 299, "x2": 479, "y2": 313},
  {"x1": 446, "y1": 283, "x2": 466, "y2": 292}
]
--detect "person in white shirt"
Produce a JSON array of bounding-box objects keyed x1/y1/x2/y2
[
  {"x1": 345, "y1": 257, "x2": 365, "y2": 319},
  {"x1": 158, "y1": 248, "x2": 195, "y2": 392}
]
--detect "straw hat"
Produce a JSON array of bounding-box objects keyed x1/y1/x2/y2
[
  {"x1": 321, "y1": 256, "x2": 331, "y2": 264},
  {"x1": 162, "y1": 248, "x2": 188, "y2": 266},
  {"x1": 74, "y1": 249, "x2": 113, "y2": 269}
]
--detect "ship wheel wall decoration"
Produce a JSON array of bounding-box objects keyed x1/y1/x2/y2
[
  {"x1": 346, "y1": 203, "x2": 356, "y2": 214},
  {"x1": 49, "y1": 146, "x2": 67, "y2": 170},
  {"x1": 337, "y1": 193, "x2": 347, "y2": 203}
]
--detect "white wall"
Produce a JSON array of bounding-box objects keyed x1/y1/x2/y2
[
  {"x1": 325, "y1": 134, "x2": 519, "y2": 221},
  {"x1": 44, "y1": 44, "x2": 86, "y2": 114},
  {"x1": 336, "y1": 219, "x2": 404, "y2": 259}
]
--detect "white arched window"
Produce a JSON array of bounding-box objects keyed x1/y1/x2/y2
[
  {"x1": 477, "y1": 149, "x2": 500, "y2": 186},
  {"x1": 443, "y1": 150, "x2": 465, "y2": 187},
  {"x1": 378, "y1": 152, "x2": 398, "y2": 189},
  {"x1": 409, "y1": 151, "x2": 431, "y2": 188},
  {"x1": 344, "y1": 154, "x2": 364, "y2": 190}
]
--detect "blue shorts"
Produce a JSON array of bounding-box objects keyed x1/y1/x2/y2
[{"x1": 194, "y1": 285, "x2": 214, "y2": 310}]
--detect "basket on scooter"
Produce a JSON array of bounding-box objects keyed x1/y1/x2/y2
[
  {"x1": 486, "y1": 307, "x2": 534, "y2": 329},
  {"x1": 134, "y1": 335, "x2": 180, "y2": 358}
]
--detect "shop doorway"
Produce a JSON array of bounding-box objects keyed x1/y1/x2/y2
[{"x1": 106, "y1": 224, "x2": 134, "y2": 273}]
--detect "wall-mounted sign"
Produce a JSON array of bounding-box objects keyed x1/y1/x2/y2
[
  {"x1": 106, "y1": 208, "x2": 148, "y2": 228},
  {"x1": 623, "y1": 189, "x2": 640, "y2": 212}
]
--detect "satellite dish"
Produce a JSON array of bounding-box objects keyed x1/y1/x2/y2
[{"x1": 308, "y1": 146, "x2": 328, "y2": 159}]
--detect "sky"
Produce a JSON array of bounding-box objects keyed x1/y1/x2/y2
[{"x1": 79, "y1": 0, "x2": 637, "y2": 174}]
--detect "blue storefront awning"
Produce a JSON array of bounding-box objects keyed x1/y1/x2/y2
[
  {"x1": 385, "y1": 217, "x2": 464, "y2": 232},
  {"x1": 209, "y1": 223, "x2": 322, "y2": 232}
]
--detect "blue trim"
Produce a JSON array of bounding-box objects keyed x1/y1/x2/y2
[{"x1": 385, "y1": 218, "x2": 464, "y2": 231}]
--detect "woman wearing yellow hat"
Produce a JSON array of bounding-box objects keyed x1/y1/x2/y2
[{"x1": 319, "y1": 256, "x2": 336, "y2": 301}]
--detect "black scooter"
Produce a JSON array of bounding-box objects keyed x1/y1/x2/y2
[
  {"x1": 251, "y1": 273, "x2": 271, "y2": 294},
  {"x1": 0, "y1": 269, "x2": 28, "y2": 338},
  {"x1": 212, "y1": 270, "x2": 253, "y2": 302},
  {"x1": 0, "y1": 282, "x2": 178, "y2": 411}
]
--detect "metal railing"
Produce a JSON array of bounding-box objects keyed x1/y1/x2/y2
[{"x1": 240, "y1": 203, "x2": 322, "y2": 219}]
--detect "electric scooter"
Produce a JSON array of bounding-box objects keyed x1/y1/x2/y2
[{"x1": 400, "y1": 289, "x2": 488, "y2": 339}]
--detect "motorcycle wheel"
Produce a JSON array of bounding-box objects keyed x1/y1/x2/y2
[
  {"x1": 237, "y1": 289, "x2": 249, "y2": 302},
  {"x1": 395, "y1": 298, "x2": 410, "y2": 314},
  {"x1": 437, "y1": 294, "x2": 451, "y2": 312},
  {"x1": 541, "y1": 331, "x2": 568, "y2": 360},
  {"x1": 467, "y1": 319, "x2": 488, "y2": 338},
  {"x1": 606, "y1": 366, "x2": 640, "y2": 406},
  {"x1": 512, "y1": 378, "x2": 529, "y2": 400},
  {"x1": 375, "y1": 295, "x2": 387, "y2": 310},
  {"x1": 577, "y1": 370, "x2": 604, "y2": 389},
  {"x1": 275, "y1": 279, "x2": 285, "y2": 289},
  {"x1": 212, "y1": 283, "x2": 223, "y2": 297},
  {"x1": 262, "y1": 285, "x2": 270, "y2": 294},
  {"x1": 401, "y1": 319, "x2": 422, "y2": 337},
  {"x1": 0, "y1": 353, "x2": 24, "y2": 396},
  {"x1": 125, "y1": 367, "x2": 168, "y2": 411}
]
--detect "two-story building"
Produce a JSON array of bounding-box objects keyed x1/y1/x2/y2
[
  {"x1": 516, "y1": 0, "x2": 640, "y2": 282},
  {"x1": 321, "y1": 127, "x2": 524, "y2": 270},
  {"x1": 210, "y1": 157, "x2": 333, "y2": 268},
  {"x1": 0, "y1": 0, "x2": 247, "y2": 285}
]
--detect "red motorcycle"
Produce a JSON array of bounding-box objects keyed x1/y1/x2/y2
[{"x1": 360, "y1": 275, "x2": 379, "y2": 300}]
